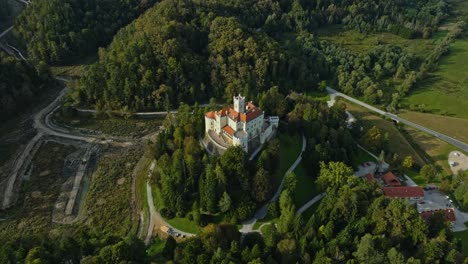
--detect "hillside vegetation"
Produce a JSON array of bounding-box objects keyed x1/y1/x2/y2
[
  {"x1": 14, "y1": 0, "x2": 156, "y2": 63},
  {"x1": 70, "y1": 0, "x2": 452, "y2": 113}
]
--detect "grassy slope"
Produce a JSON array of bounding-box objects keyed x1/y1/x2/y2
[
  {"x1": 454, "y1": 228, "x2": 468, "y2": 256},
  {"x1": 293, "y1": 163, "x2": 321, "y2": 208},
  {"x1": 399, "y1": 110, "x2": 468, "y2": 143},
  {"x1": 50, "y1": 53, "x2": 98, "y2": 78},
  {"x1": 343, "y1": 100, "x2": 426, "y2": 166},
  {"x1": 273, "y1": 133, "x2": 303, "y2": 186}
]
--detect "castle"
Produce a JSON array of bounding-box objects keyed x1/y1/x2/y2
[{"x1": 205, "y1": 94, "x2": 279, "y2": 153}]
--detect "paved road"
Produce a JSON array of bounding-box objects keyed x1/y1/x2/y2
[
  {"x1": 240, "y1": 134, "x2": 306, "y2": 234},
  {"x1": 0, "y1": 26, "x2": 14, "y2": 39},
  {"x1": 296, "y1": 193, "x2": 326, "y2": 215},
  {"x1": 326, "y1": 87, "x2": 468, "y2": 152}
]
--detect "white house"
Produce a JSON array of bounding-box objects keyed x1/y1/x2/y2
[{"x1": 205, "y1": 94, "x2": 279, "y2": 152}]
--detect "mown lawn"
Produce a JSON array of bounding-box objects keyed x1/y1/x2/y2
[
  {"x1": 166, "y1": 217, "x2": 200, "y2": 234},
  {"x1": 293, "y1": 163, "x2": 321, "y2": 208},
  {"x1": 343, "y1": 100, "x2": 426, "y2": 166},
  {"x1": 273, "y1": 133, "x2": 303, "y2": 186},
  {"x1": 406, "y1": 169, "x2": 429, "y2": 185},
  {"x1": 401, "y1": 38, "x2": 468, "y2": 119}
]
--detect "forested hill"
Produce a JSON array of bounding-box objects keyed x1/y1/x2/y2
[
  {"x1": 0, "y1": 52, "x2": 56, "y2": 121},
  {"x1": 71, "y1": 0, "x2": 450, "y2": 112},
  {"x1": 14, "y1": 0, "x2": 157, "y2": 64}
]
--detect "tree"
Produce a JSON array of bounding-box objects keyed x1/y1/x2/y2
[
  {"x1": 364, "y1": 126, "x2": 383, "y2": 151},
  {"x1": 316, "y1": 161, "x2": 354, "y2": 191},
  {"x1": 420, "y1": 164, "x2": 438, "y2": 181},
  {"x1": 402, "y1": 156, "x2": 414, "y2": 170},
  {"x1": 278, "y1": 190, "x2": 296, "y2": 234},
  {"x1": 387, "y1": 248, "x2": 405, "y2": 264},
  {"x1": 218, "y1": 192, "x2": 232, "y2": 213},
  {"x1": 253, "y1": 168, "x2": 273, "y2": 203},
  {"x1": 353, "y1": 234, "x2": 385, "y2": 264}
]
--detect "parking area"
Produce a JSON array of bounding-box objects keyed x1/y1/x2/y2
[
  {"x1": 418, "y1": 189, "x2": 468, "y2": 231},
  {"x1": 448, "y1": 151, "x2": 468, "y2": 175}
]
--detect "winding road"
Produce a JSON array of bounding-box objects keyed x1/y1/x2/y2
[{"x1": 326, "y1": 87, "x2": 468, "y2": 152}]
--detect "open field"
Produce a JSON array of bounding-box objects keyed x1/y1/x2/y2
[
  {"x1": 398, "y1": 110, "x2": 468, "y2": 143},
  {"x1": 318, "y1": 25, "x2": 437, "y2": 58},
  {"x1": 401, "y1": 38, "x2": 468, "y2": 119},
  {"x1": 351, "y1": 148, "x2": 376, "y2": 170},
  {"x1": 454, "y1": 225, "x2": 468, "y2": 256},
  {"x1": 342, "y1": 100, "x2": 426, "y2": 166}
]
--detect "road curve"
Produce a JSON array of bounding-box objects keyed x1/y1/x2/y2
[{"x1": 326, "y1": 87, "x2": 468, "y2": 152}]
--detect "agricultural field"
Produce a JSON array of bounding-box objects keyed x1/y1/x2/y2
[{"x1": 399, "y1": 110, "x2": 468, "y2": 143}]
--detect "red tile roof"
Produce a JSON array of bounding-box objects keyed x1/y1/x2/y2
[
  {"x1": 240, "y1": 102, "x2": 263, "y2": 122},
  {"x1": 383, "y1": 186, "x2": 424, "y2": 198},
  {"x1": 366, "y1": 174, "x2": 375, "y2": 182},
  {"x1": 205, "y1": 111, "x2": 215, "y2": 119},
  {"x1": 420, "y1": 209, "x2": 456, "y2": 222},
  {"x1": 383, "y1": 172, "x2": 401, "y2": 186},
  {"x1": 222, "y1": 125, "x2": 234, "y2": 137},
  {"x1": 217, "y1": 107, "x2": 229, "y2": 117}
]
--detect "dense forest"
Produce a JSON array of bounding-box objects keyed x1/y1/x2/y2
[
  {"x1": 0, "y1": 52, "x2": 56, "y2": 121},
  {"x1": 14, "y1": 0, "x2": 156, "y2": 63},
  {"x1": 69, "y1": 0, "x2": 451, "y2": 113}
]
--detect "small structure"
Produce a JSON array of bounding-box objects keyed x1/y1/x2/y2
[
  {"x1": 383, "y1": 186, "x2": 424, "y2": 200},
  {"x1": 420, "y1": 209, "x2": 456, "y2": 222},
  {"x1": 366, "y1": 173, "x2": 375, "y2": 183},
  {"x1": 205, "y1": 94, "x2": 279, "y2": 152},
  {"x1": 383, "y1": 172, "x2": 401, "y2": 186}
]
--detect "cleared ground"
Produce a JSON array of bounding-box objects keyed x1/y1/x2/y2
[
  {"x1": 50, "y1": 53, "x2": 98, "y2": 78},
  {"x1": 398, "y1": 110, "x2": 468, "y2": 143}
]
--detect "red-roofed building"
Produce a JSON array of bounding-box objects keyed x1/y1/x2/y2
[
  {"x1": 366, "y1": 174, "x2": 375, "y2": 183},
  {"x1": 383, "y1": 186, "x2": 424, "y2": 200},
  {"x1": 205, "y1": 94, "x2": 279, "y2": 152},
  {"x1": 420, "y1": 209, "x2": 456, "y2": 222},
  {"x1": 383, "y1": 172, "x2": 402, "y2": 186}
]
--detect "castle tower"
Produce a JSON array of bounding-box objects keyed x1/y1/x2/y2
[{"x1": 233, "y1": 94, "x2": 245, "y2": 113}]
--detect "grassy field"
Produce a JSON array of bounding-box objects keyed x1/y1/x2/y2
[
  {"x1": 166, "y1": 217, "x2": 200, "y2": 234},
  {"x1": 53, "y1": 112, "x2": 163, "y2": 138},
  {"x1": 273, "y1": 133, "x2": 303, "y2": 186},
  {"x1": 318, "y1": 25, "x2": 437, "y2": 59},
  {"x1": 402, "y1": 126, "x2": 466, "y2": 176},
  {"x1": 399, "y1": 110, "x2": 468, "y2": 143},
  {"x1": 401, "y1": 38, "x2": 468, "y2": 119},
  {"x1": 293, "y1": 163, "x2": 321, "y2": 208},
  {"x1": 401, "y1": 0, "x2": 468, "y2": 119},
  {"x1": 343, "y1": 100, "x2": 426, "y2": 166}
]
